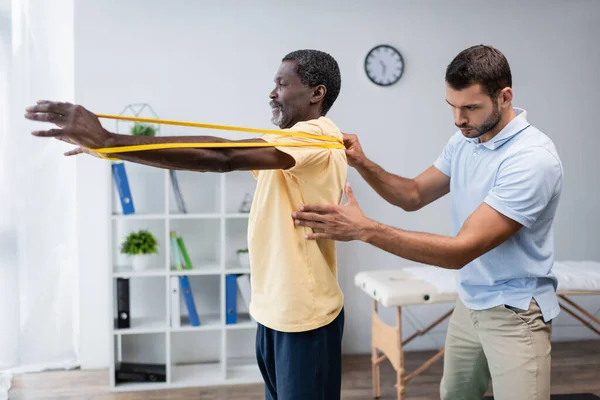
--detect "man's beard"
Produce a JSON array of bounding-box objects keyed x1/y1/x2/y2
[
  {"x1": 458, "y1": 104, "x2": 501, "y2": 138},
  {"x1": 270, "y1": 102, "x2": 284, "y2": 127}
]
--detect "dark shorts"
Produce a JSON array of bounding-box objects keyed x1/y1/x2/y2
[{"x1": 255, "y1": 308, "x2": 345, "y2": 400}]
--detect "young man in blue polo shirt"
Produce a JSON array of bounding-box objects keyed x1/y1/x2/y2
[{"x1": 292, "y1": 45, "x2": 563, "y2": 400}]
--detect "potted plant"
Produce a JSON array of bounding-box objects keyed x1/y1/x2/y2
[
  {"x1": 121, "y1": 230, "x2": 159, "y2": 271},
  {"x1": 236, "y1": 248, "x2": 250, "y2": 268},
  {"x1": 130, "y1": 122, "x2": 157, "y2": 137}
]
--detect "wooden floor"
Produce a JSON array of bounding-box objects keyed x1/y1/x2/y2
[{"x1": 8, "y1": 340, "x2": 600, "y2": 399}]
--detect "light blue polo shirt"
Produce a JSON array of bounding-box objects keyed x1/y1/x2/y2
[{"x1": 434, "y1": 107, "x2": 563, "y2": 322}]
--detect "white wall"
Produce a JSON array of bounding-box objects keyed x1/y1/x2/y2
[{"x1": 74, "y1": 0, "x2": 600, "y2": 368}]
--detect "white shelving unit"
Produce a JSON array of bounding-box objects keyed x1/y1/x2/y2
[{"x1": 108, "y1": 161, "x2": 261, "y2": 392}]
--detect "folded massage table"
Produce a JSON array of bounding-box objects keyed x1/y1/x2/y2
[{"x1": 354, "y1": 261, "x2": 600, "y2": 400}]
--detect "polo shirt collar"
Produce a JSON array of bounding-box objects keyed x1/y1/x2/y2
[{"x1": 465, "y1": 107, "x2": 530, "y2": 150}]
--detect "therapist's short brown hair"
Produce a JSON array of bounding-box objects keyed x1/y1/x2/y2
[{"x1": 445, "y1": 45, "x2": 512, "y2": 99}]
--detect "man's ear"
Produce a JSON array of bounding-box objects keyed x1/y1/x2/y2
[
  {"x1": 310, "y1": 85, "x2": 327, "y2": 105},
  {"x1": 498, "y1": 87, "x2": 513, "y2": 109}
]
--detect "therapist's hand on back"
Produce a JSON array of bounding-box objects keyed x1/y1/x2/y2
[{"x1": 343, "y1": 133, "x2": 367, "y2": 167}]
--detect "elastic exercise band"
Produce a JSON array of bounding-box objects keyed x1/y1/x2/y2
[{"x1": 91, "y1": 114, "x2": 344, "y2": 160}]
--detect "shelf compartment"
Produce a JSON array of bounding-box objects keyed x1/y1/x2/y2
[
  {"x1": 113, "y1": 332, "x2": 167, "y2": 389},
  {"x1": 226, "y1": 357, "x2": 263, "y2": 384},
  {"x1": 169, "y1": 275, "x2": 222, "y2": 329},
  {"x1": 225, "y1": 219, "x2": 249, "y2": 271},
  {"x1": 113, "y1": 276, "x2": 167, "y2": 332},
  {"x1": 170, "y1": 330, "x2": 223, "y2": 386},
  {"x1": 169, "y1": 219, "x2": 221, "y2": 272},
  {"x1": 112, "y1": 219, "x2": 166, "y2": 274},
  {"x1": 111, "y1": 161, "x2": 166, "y2": 216},
  {"x1": 225, "y1": 329, "x2": 261, "y2": 382},
  {"x1": 170, "y1": 362, "x2": 223, "y2": 387},
  {"x1": 168, "y1": 170, "x2": 221, "y2": 215}
]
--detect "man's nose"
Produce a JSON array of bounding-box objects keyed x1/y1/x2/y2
[{"x1": 454, "y1": 109, "x2": 468, "y2": 126}]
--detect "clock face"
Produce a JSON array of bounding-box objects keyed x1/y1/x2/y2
[{"x1": 364, "y1": 45, "x2": 404, "y2": 87}]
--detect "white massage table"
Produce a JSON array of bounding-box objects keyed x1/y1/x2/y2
[{"x1": 354, "y1": 261, "x2": 600, "y2": 400}]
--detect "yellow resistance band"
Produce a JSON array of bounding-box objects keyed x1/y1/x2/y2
[{"x1": 90, "y1": 114, "x2": 344, "y2": 160}]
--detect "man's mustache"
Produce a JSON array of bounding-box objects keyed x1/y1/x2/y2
[{"x1": 456, "y1": 124, "x2": 473, "y2": 129}]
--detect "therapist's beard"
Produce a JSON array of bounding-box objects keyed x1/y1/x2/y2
[
  {"x1": 457, "y1": 104, "x2": 502, "y2": 138},
  {"x1": 475, "y1": 106, "x2": 501, "y2": 137}
]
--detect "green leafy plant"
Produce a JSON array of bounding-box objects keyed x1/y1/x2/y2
[
  {"x1": 130, "y1": 122, "x2": 157, "y2": 137},
  {"x1": 236, "y1": 248, "x2": 248, "y2": 254},
  {"x1": 120, "y1": 230, "x2": 159, "y2": 255}
]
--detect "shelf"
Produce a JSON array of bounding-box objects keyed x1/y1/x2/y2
[
  {"x1": 109, "y1": 160, "x2": 260, "y2": 392},
  {"x1": 226, "y1": 313, "x2": 256, "y2": 330},
  {"x1": 169, "y1": 213, "x2": 221, "y2": 220},
  {"x1": 151, "y1": 360, "x2": 259, "y2": 388},
  {"x1": 226, "y1": 357, "x2": 262, "y2": 384},
  {"x1": 112, "y1": 381, "x2": 168, "y2": 392},
  {"x1": 167, "y1": 170, "x2": 220, "y2": 215},
  {"x1": 171, "y1": 314, "x2": 221, "y2": 332},
  {"x1": 171, "y1": 363, "x2": 224, "y2": 387},
  {"x1": 169, "y1": 265, "x2": 221, "y2": 276},
  {"x1": 110, "y1": 213, "x2": 249, "y2": 220},
  {"x1": 111, "y1": 213, "x2": 166, "y2": 220},
  {"x1": 113, "y1": 265, "x2": 165, "y2": 278},
  {"x1": 225, "y1": 267, "x2": 251, "y2": 274},
  {"x1": 225, "y1": 213, "x2": 250, "y2": 219},
  {"x1": 114, "y1": 317, "x2": 166, "y2": 335}
]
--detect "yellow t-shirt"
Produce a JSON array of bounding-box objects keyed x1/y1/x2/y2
[{"x1": 248, "y1": 116, "x2": 347, "y2": 332}]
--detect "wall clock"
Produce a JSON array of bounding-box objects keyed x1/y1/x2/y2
[{"x1": 364, "y1": 44, "x2": 404, "y2": 87}]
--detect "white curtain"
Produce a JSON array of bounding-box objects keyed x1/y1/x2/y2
[{"x1": 0, "y1": 0, "x2": 79, "y2": 390}]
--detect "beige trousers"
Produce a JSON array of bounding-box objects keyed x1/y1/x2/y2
[{"x1": 440, "y1": 297, "x2": 552, "y2": 400}]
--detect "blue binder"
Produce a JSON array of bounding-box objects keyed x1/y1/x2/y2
[
  {"x1": 179, "y1": 276, "x2": 200, "y2": 326},
  {"x1": 111, "y1": 162, "x2": 135, "y2": 214},
  {"x1": 225, "y1": 274, "x2": 237, "y2": 324}
]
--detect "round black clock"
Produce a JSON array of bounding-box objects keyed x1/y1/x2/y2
[{"x1": 364, "y1": 45, "x2": 404, "y2": 87}]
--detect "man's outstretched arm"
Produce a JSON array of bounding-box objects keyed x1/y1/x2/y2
[
  {"x1": 25, "y1": 101, "x2": 295, "y2": 172},
  {"x1": 99, "y1": 134, "x2": 295, "y2": 172}
]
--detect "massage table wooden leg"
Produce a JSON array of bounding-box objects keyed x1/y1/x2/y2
[
  {"x1": 371, "y1": 300, "x2": 454, "y2": 399},
  {"x1": 371, "y1": 301, "x2": 406, "y2": 399},
  {"x1": 372, "y1": 300, "x2": 381, "y2": 399},
  {"x1": 395, "y1": 306, "x2": 405, "y2": 400}
]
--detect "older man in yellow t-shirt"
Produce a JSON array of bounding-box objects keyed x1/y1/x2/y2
[{"x1": 25, "y1": 49, "x2": 347, "y2": 400}]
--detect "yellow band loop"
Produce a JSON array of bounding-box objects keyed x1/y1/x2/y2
[
  {"x1": 92, "y1": 142, "x2": 344, "y2": 161},
  {"x1": 93, "y1": 141, "x2": 343, "y2": 154}
]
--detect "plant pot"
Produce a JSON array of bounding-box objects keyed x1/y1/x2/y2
[
  {"x1": 131, "y1": 254, "x2": 154, "y2": 271},
  {"x1": 237, "y1": 252, "x2": 250, "y2": 268}
]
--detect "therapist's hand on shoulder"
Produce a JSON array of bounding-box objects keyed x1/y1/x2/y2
[
  {"x1": 292, "y1": 182, "x2": 374, "y2": 242},
  {"x1": 343, "y1": 133, "x2": 367, "y2": 167}
]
